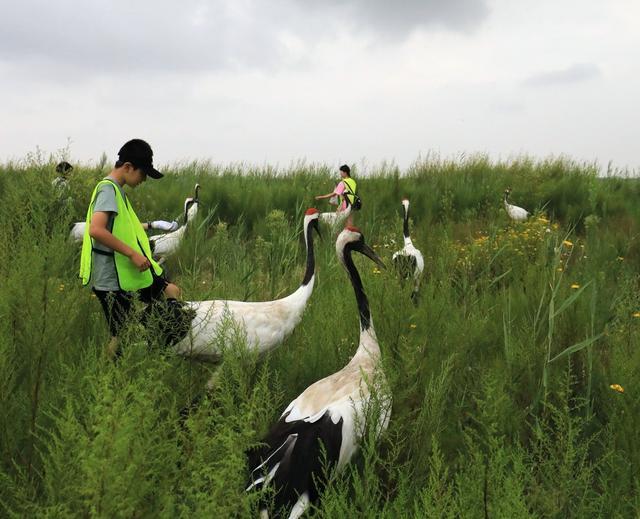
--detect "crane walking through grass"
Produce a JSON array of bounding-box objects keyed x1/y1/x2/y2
[
  {"x1": 149, "y1": 183, "x2": 201, "y2": 260},
  {"x1": 172, "y1": 208, "x2": 321, "y2": 360},
  {"x1": 392, "y1": 198, "x2": 424, "y2": 301},
  {"x1": 503, "y1": 187, "x2": 529, "y2": 221},
  {"x1": 246, "y1": 226, "x2": 391, "y2": 519}
]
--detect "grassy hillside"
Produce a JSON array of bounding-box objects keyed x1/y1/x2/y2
[{"x1": 0, "y1": 156, "x2": 638, "y2": 517}]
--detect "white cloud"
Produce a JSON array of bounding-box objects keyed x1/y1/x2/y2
[{"x1": 0, "y1": 0, "x2": 638, "y2": 171}]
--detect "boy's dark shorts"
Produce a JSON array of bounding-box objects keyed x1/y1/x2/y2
[{"x1": 93, "y1": 274, "x2": 169, "y2": 337}]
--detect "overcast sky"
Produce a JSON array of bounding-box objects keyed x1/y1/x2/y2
[{"x1": 1, "y1": 0, "x2": 638, "y2": 172}]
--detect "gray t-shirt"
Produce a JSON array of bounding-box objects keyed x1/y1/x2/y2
[{"x1": 90, "y1": 177, "x2": 129, "y2": 291}]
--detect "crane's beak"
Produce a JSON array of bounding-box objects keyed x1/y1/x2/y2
[{"x1": 358, "y1": 242, "x2": 385, "y2": 269}]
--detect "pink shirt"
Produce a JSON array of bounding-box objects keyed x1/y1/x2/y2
[{"x1": 333, "y1": 181, "x2": 347, "y2": 210}]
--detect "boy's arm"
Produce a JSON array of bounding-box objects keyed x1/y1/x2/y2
[{"x1": 89, "y1": 211, "x2": 151, "y2": 272}]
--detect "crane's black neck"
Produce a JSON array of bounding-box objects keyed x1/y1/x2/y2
[
  {"x1": 342, "y1": 242, "x2": 371, "y2": 331},
  {"x1": 403, "y1": 204, "x2": 410, "y2": 239},
  {"x1": 504, "y1": 192, "x2": 509, "y2": 204},
  {"x1": 302, "y1": 219, "x2": 316, "y2": 286}
]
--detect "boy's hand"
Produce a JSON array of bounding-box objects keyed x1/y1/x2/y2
[{"x1": 129, "y1": 251, "x2": 151, "y2": 271}]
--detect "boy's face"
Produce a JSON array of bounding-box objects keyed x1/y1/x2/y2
[{"x1": 123, "y1": 163, "x2": 147, "y2": 187}]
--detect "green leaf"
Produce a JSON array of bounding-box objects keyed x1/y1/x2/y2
[
  {"x1": 551, "y1": 281, "x2": 592, "y2": 319},
  {"x1": 548, "y1": 332, "x2": 604, "y2": 364}
]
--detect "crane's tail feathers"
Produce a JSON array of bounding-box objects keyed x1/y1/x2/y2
[{"x1": 246, "y1": 412, "x2": 343, "y2": 517}]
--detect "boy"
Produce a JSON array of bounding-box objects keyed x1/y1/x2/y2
[{"x1": 80, "y1": 139, "x2": 182, "y2": 358}]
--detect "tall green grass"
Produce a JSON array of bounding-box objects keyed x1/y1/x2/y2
[{"x1": 0, "y1": 155, "x2": 638, "y2": 517}]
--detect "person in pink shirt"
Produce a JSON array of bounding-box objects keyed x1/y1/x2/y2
[{"x1": 315, "y1": 164, "x2": 356, "y2": 213}]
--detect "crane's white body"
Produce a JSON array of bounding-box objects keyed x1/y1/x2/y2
[
  {"x1": 319, "y1": 204, "x2": 351, "y2": 227},
  {"x1": 173, "y1": 211, "x2": 319, "y2": 361},
  {"x1": 280, "y1": 325, "x2": 389, "y2": 468},
  {"x1": 392, "y1": 236, "x2": 425, "y2": 281},
  {"x1": 174, "y1": 281, "x2": 314, "y2": 360},
  {"x1": 504, "y1": 189, "x2": 529, "y2": 221}
]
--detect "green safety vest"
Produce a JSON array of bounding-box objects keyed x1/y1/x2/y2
[
  {"x1": 79, "y1": 179, "x2": 163, "y2": 291},
  {"x1": 342, "y1": 177, "x2": 357, "y2": 206}
]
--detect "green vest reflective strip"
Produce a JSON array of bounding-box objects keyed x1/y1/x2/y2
[
  {"x1": 342, "y1": 177, "x2": 357, "y2": 205},
  {"x1": 79, "y1": 179, "x2": 163, "y2": 291}
]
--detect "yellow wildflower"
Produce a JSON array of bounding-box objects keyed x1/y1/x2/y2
[
  {"x1": 373, "y1": 268, "x2": 381, "y2": 275},
  {"x1": 610, "y1": 384, "x2": 624, "y2": 393},
  {"x1": 633, "y1": 312, "x2": 640, "y2": 318},
  {"x1": 410, "y1": 324, "x2": 417, "y2": 329},
  {"x1": 557, "y1": 267, "x2": 563, "y2": 272},
  {"x1": 570, "y1": 283, "x2": 580, "y2": 289},
  {"x1": 563, "y1": 240, "x2": 573, "y2": 247},
  {"x1": 617, "y1": 256, "x2": 624, "y2": 261}
]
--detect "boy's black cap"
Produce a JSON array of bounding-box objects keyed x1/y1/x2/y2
[{"x1": 118, "y1": 139, "x2": 163, "y2": 179}]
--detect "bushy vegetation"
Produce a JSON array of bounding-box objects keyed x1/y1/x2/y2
[{"x1": 0, "y1": 154, "x2": 639, "y2": 517}]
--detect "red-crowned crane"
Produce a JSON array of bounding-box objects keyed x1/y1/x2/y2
[
  {"x1": 392, "y1": 199, "x2": 424, "y2": 301},
  {"x1": 246, "y1": 226, "x2": 391, "y2": 519},
  {"x1": 149, "y1": 184, "x2": 200, "y2": 260},
  {"x1": 504, "y1": 188, "x2": 529, "y2": 221},
  {"x1": 172, "y1": 208, "x2": 321, "y2": 360}
]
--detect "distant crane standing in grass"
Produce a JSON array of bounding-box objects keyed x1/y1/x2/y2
[
  {"x1": 503, "y1": 188, "x2": 529, "y2": 221},
  {"x1": 392, "y1": 198, "x2": 424, "y2": 301},
  {"x1": 246, "y1": 226, "x2": 391, "y2": 519},
  {"x1": 172, "y1": 208, "x2": 321, "y2": 360},
  {"x1": 149, "y1": 184, "x2": 201, "y2": 261},
  {"x1": 318, "y1": 196, "x2": 351, "y2": 228}
]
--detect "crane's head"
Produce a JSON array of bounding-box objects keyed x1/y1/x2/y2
[
  {"x1": 304, "y1": 208, "x2": 322, "y2": 240},
  {"x1": 504, "y1": 187, "x2": 512, "y2": 196},
  {"x1": 336, "y1": 226, "x2": 385, "y2": 269}
]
